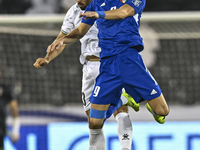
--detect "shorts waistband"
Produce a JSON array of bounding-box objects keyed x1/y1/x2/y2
[
  {"x1": 86, "y1": 55, "x2": 100, "y2": 61},
  {"x1": 84, "y1": 60, "x2": 100, "y2": 65},
  {"x1": 101, "y1": 48, "x2": 139, "y2": 60}
]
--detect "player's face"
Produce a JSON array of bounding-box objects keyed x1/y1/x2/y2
[{"x1": 76, "y1": 0, "x2": 92, "y2": 10}]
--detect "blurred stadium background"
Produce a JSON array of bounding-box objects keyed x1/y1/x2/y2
[{"x1": 0, "y1": 0, "x2": 200, "y2": 150}]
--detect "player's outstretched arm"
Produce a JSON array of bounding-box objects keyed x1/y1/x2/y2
[
  {"x1": 47, "y1": 23, "x2": 91, "y2": 52},
  {"x1": 33, "y1": 45, "x2": 65, "y2": 69},
  {"x1": 34, "y1": 23, "x2": 91, "y2": 69},
  {"x1": 80, "y1": 4, "x2": 135, "y2": 20},
  {"x1": 33, "y1": 31, "x2": 67, "y2": 69}
]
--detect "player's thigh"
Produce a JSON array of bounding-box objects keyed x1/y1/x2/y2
[
  {"x1": 89, "y1": 103, "x2": 110, "y2": 129},
  {"x1": 90, "y1": 67, "x2": 122, "y2": 106},
  {"x1": 86, "y1": 109, "x2": 90, "y2": 118},
  {"x1": 147, "y1": 93, "x2": 169, "y2": 116},
  {"x1": 82, "y1": 62, "x2": 100, "y2": 111}
]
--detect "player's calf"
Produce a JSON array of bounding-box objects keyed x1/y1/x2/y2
[
  {"x1": 145, "y1": 94, "x2": 169, "y2": 124},
  {"x1": 146, "y1": 103, "x2": 166, "y2": 124},
  {"x1": 147, "y1": 93, "x2": 169, "y2": 116},
  {"x1": 115, "y1": 112, "x2": 132, "y2": 150}
]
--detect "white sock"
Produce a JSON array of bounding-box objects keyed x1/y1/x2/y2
[
  {"x1": 116, "y1": 112, "x2": 132, "y2": 150},
  {"x1": 89, "y1": 129, "x2": 105, "y2": 150}
]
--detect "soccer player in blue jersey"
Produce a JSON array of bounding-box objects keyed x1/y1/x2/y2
[
  {"x1": 34, "y1": 0, "x2": 140, "y2": 149},
  {"x1": 46, "y1": 0, "x2": 169, "y2": 149}
]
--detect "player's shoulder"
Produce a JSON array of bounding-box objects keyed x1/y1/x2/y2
[
  {"x1": 65, "y1": 3, "x2": 82, "y2": 18},
  {"x1": 68, "y1": 3, "x2": 81, "y2": 13}
]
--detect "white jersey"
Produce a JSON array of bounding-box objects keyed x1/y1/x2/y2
[{"x1": 61, "y1": 3, "x2": 101, "y2": 64}]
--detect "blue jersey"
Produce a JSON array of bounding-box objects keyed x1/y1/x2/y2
[{"x1": 82, "y1": 0, "x2": 146, "y2": 58}]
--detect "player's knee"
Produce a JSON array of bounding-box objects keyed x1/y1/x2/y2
[
  {"x1": 89, "y1": 108, "x2": 106, "y2": 129},
  {"x1": 155, "y1": 106, "x2": 169, "y2": 116},
  {"x1": 89, "y1": 118, "x2": 103, "y2": 129},
  {"x1": 163, "y1": 106, "x2": 170, "y2": 116},
  {"x1": 113, "y1": 105, "x2": 128, "y2": 117}
]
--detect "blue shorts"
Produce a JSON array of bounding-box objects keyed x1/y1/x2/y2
[
  {"x1": 90, "y1": 48, "x2": 162, "y2": 106},
  {"x1": 105, "y1": 98, "x2": 123, "y2": 120}
]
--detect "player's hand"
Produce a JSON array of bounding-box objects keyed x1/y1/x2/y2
[
  {"x1": 10, "y1": 133, "x2": 20, "y2": 143},
  {"x1": 7, "y1": 130, "x2": 20, "y2": 143},
  {"x1": 33, "y1": 58, "x2": 49, "y2": 69},
  {"x1": 47, "y1": 39, "x2": 64, "y2": 52},
  {"x1": 80, "y1": 11, "x2": 99, "y2": 19}
]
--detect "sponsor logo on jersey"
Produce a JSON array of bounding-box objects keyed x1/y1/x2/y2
[
  {"x1": 132, "y1": 0, "x2": 142, "y2": 7},
  {"x1": 120, "y1": 0, "x2": 127, "y2": 4}
]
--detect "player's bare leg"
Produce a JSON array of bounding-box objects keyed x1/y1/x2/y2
[
  {"x1": 85, "y1": 109, "x2": 90, "y2": 117},
  {"x1": 89, "y1": 103, "x2": 110, "y2": 150},
  {"x1": 146, "y1": 93, "x2": 169, "y2": 124},
  {"x1": 89, "y1": 103, "x2": 110, "y2": 129},
  {"x1": 87, "y1": 101, "x2": 133, "y2": 150},
  {"x1": 113, "y1": 105, "x2": 132, "y2": 150}
]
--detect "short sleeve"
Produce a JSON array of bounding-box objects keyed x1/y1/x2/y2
[
  {"x1": 61, "y1": 5, "x2": 76, "y2": 35},
  {"x1": 81, "y1": 0, "x2": 96, "y2": 25},
  {"x1": 125, "y1": 0, "x2": 145, "y2": 14}
]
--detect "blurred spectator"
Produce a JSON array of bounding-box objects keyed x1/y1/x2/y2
[
  {"x1": 0, "y1": 69, "x2": 20, "y2": 149},
  {"x1": 0, "y1": 0, "x2": 32, "y2": 14},
  {"x1": 26, "y1": 0, "x2": 61, "y2": 14}
]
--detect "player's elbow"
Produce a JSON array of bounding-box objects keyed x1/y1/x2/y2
[
  {"x1": 118, "y1": 13, "x2": 127, "y2": 19},
  {"x1": 118, "y1": 12, "x2": 131, "y2": 19}
]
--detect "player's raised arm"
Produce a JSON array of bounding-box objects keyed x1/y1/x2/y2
[
  {"x1": 80, "y1": 4, "x2": 135, "y2": 20},
  {"x1": 33, "y1": 44, "x2": 65, "y2": 69},
  {"x1": 34, "y1": 23, "x2": 91, "y2": 69},
  {"x1": 47, "y1": 23, "x2": 91, "y2": 52},
  {"x1": 33, "y1": 32, "x2": 66, "y2": 69}
]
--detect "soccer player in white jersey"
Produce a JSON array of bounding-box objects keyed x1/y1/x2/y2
[{"x1": 33, "y1": 0, "x2": 140, "y2": 149}]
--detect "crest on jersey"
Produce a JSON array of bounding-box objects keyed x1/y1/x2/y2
[
  {"x1": 132, "y1": 0, "x2": 142, "y2": 7},
  {"x1": 120, "y1": 0, "x2": 127, "y2": 4}
]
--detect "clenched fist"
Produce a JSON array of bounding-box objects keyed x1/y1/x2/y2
[{"x1": 33, "y1": 58, "x2": 49, "y2": 69}]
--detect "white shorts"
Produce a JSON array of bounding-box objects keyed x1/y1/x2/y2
[{"x1": 82, "y1": 61, "x2": 100, "y2": 111}]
